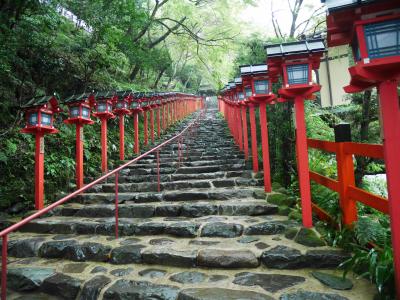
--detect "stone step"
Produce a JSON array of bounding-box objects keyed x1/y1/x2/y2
[
  {"x1": 18, "y1": 215, "x2": 295, "y2": 238},
  {"x1": 74, "y1": 187, "x2": 265, "y2": 204},
  {"x1": 5, "y1": 256, "x2": 366, "y2": 300},
  {"x1": 114, "y1": 170, "x2": 253, "y2": 184},
  {"x1": 93, "y1": 178, "x2": 262, "y2": 193},
  {"x1": 55, "y1": 200, "x2": 277, "y2": 218},
  {"x1": 5, "y1": 227, "x2": 350, "y2": 271},
  {"x1": 125, "y1": 158, "x2": 245, "y2": 169}
]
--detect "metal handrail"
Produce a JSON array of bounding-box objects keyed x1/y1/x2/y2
[{"x1": 0, "y1": 108, "x2": 205, "y2": 299}]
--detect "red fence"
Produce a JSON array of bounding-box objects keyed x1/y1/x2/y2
[
  {"x1": 0, "y1": 109, "x2": 205, "y2": 300},
  {"x1": 307, "y1": 138, "x2": 388, "y2": 225}
]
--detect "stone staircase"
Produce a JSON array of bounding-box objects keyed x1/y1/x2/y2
[{"x1": 3, "y1": 108, "x2": 375, "y2": 299}]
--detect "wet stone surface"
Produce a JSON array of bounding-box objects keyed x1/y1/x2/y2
[
  {"x1": 233, "y1": 272, "x2": 306, "y2": 293},
  {"x1": 7, "y1": 267, "x2": 55, "y2": 291},
  {"x1": 103, "y1": 279, "x2": 180, "y2": 300},
  {"x1": 139, "y1": 268, "x2": 167, "y2": 279},
  {"x1": 178, "y1": 288, "x2": 274, "y2": 300},
  {"x1": 279, "y1": 290, "x2": 349, "y2": 300},
  {"x1": 110, "y1": 267, "x2": 134, "y2": 277},
  {"x1": 78, "y1": 275, "x2": 111, "y2": 300},
  {"x1": 62, "y1": 262, "x2": 89, "y2": 273},
  {"x1": 170, "y1": 271, "x2": 208, "y2": 284},
  {"x1": 41, "y1": 273, "x2": 83, "y2": 299},
  {"x1": 311, "y1": 271, "x2": 353, "y2": 290}
]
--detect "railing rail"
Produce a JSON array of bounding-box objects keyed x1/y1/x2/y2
[
  {"x1": 307, "y1": 138, "x2": 388, "y2": 224},
  {"x1": 0, "y1": 109, "x2": 204, "y2": 300}
]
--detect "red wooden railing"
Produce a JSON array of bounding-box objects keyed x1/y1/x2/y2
[
  {"x1": 0, "y1": 109, "x2": 205, "y2": 300},
  {"x1": 308, "y1": 138, "x2": 389, "y2": 225}
]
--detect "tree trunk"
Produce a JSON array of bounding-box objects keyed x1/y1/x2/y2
[
  {"x1": 130, "y1": 64, "x2": 140, "y2": 81},
  {"x1": 153, "y1": 68, "x2": 166, "y2": 89}
]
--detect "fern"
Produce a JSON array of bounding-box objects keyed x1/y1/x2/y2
[{"x1": 355, "y1": 216, "x2": 388, "y2": 247}]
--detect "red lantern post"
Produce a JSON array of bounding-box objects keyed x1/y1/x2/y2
[
  {"x1": 130, "y1": 93, "x2": 143, "y2": 155},
  {"x1": 64, "y1": 93, "x2": 95, "y2": 189},
  {"x1": 93, "y1": 91, "x2": 115, "y2": 173},
  {"x1": 113, "y1": 91, "x2": 132, "y2": 160},
  {"x1": 21, "y1": 95, "x2": 61, "y2": 209},
  {"x1": 240, "y1": 64, "x2": 276, "y2": 192},
  {"x1": 322, "y1": 0, "x2": 400, "y2": 293},
  {"x1": 266, "y1": 39, "x2": 326, "y2": 227}
]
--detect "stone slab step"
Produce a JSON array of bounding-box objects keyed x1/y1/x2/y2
[
  {"x1": 74, "y1": 187, "x2": 266, "y2": 204},
  {"x1": 5, "y1": 256, "x2": 372, "y2": 300},
  {"x1": 4, "y1": 229, "x2": 350, "y2": 271},
  {"x1": 55, "y1": 201, "x2": 278, "y2": 218},
  {"x1": 94, "y1": 178, "x2": 262, "y2": 193},
  {"x1": 17, "y1": 215, "x2": 295, "y2": 238}
]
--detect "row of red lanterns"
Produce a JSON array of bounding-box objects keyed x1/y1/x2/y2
[
  {"x1": 221, "y1": 0, "x2": 400, "y2": 294},
  {"x1": 20, "y1": 91, "x2": 203, "y2": 210}
]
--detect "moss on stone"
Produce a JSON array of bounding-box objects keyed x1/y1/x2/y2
[
  {"x1": 271, "y1": 182, "x2": 282, "y2": 190},
  {"x1": 294, "y1": 227, "x2": 326, "y2": 247},
  {"x1": 267, "y1": 193, "x2": 296, "y2": 207},
  {"x1": 278, "y1": 205, "x2": 291, "y2": 216},
  {"x1": 284, "y1": 227, "x2": 299, "y2": 240},
  {"x1": 288, "y1": 210, "x2": 303, "y2": 222}
]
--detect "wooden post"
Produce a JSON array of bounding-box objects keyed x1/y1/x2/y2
[
  {"x1": 34, "y1": 133, "x2": 45, "y2": 210},
  {"x1": 237, "y1": 106, "x2": 243, "y2": 151},
  {"x1": 100, "y1": 118, "x2": 108, "y2": 173},
  {"x1": 150, "y1": 109, "x2": 155, "y2": 144},
  {"x1": 248, "y1": 104, "x2": 259, "y2": 172},
  {"x1": 119, "y1": 115, "x2": 125, "y2": 160},
  {"x1": 241, "y1": 106, "x2": 249, "y2": 160},
  {"x1": 143, "y1": 111, "x2": 148, "y2": 146},
  {"x1": 133, "y1": 112, "x2": 139, "y2": 154},
  {"x1": 259, "y1": 102, "x2": 272, "y2": 192},
  {"x1": 378, "y1": 79, "x2": 400, "y2": 297},
  {"x1": 294, "y1": 96, "x2": 312, "y2": 228},
  {"x1": 157, "y1": 107, "x2": 161, "y2": 138},
  {"x1": 75, "y1": 124, "x2": 84, "y2": 189},
  {"x1": 336, "y1": 143, "x2": 357, "y2": 225}
]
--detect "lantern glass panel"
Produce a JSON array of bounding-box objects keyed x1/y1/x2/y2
[
  {"x1": 245, "y1": 87, "x2": 252, "y2": 97},
  {"x1": 97, "y1": 102, "x2": 108, "y2": 112},
  {"x1": 239, "y1": 92, "x2": 244, "y2": 100},
  {"x1": 116, "y1": 101, "x2": 126, "y2": 109},
  {"x1": 287, "y1": 64, "x2": 309, "y2": 85},
  {"x1": 364, "y1": 19, "x2": 400, "y2": 59},
  {"x1": 254, "y1": 80, "x2": 269, "y2": 94},
  {"x1": 70, "y1": 106, "x2": 80, "y2": 117},
  {"x1": 82, "y1": 107, "x2": 90, "y2": 118},
  {"x1": 41, "y1": 113, "x2": 52, "y2": 126},
  {"x1": 28, "y1": 112, "x2": 38, "y2": 125}
]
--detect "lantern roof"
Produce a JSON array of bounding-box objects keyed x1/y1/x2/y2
[
  {"x1": 228, "y1": 82, "x2": 236, "y2": 89},
  {"x1": 265, "y1": 39, "x2": 326, "y2": 58},
  {"x1": 321, "y1": 0, "x2": 377, "y2": 12},
  {"x1": 22, "y1": 94, "x2": 59, "y2": 108},
  {"x1": 321, "y1": 0, "x2": 398, "y2": 47},
  {"x1": 234, "y1": 78, "x2": 242, "y2": 85},
  {"x1": 95, "y1": 91, "x2": 115, "y2": 100},
  {"x1": 64, "y1": 92, "x2": 93, "y2": 104},
  {"x1": 116, "y1": 90, "x2": 133, "y2": 99},
  {"x1": 240, "y1": 64, "x2": 268, "y2": 75}
]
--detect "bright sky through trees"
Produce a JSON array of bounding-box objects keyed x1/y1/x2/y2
[{"x1": 240, "y1": 0, "x2": 323, "y2": 37}]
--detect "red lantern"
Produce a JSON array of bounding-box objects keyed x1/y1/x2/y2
[
  {"x1": 64, "y1": 93, "x2": 95, "y2": 189},
  {"x1": 322, "y1": 1, "x2": 400, "y2": 293},
  {"x1": 93, "y1": 91, "x2": 115, "y2": 173},
  {"x1": 21, "y1": 95, "x2": 61, "y2": 210},
  {"x1": 265, "y1": 39, "x2": 326, "y2": 228}
]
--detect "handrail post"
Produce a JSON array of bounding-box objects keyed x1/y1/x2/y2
[
  {"x1": 336, "y1": 143, "x2": 357, "y2": 226},
  {"x1": 115, "y1": 172, "x2": 119, "y2": 239},
  {"x1": 2, "y1": 235, "x2": 8, "y2": 300},
  {"x1": 156, "y1": 149, "x2": 161, "y2": 192}
]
